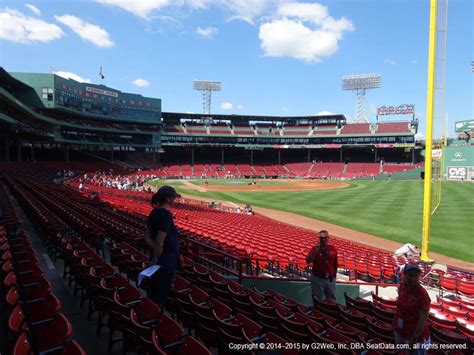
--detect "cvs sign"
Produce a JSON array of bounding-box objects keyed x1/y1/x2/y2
[{"x1": 448, "y1": 166, "x2": 467, "y2": 179}]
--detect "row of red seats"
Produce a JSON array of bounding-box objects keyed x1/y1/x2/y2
[
  {"x1": 431, "y1": 296, "x2": 474, "y2": 328},
  {"x1": 372, "y1": 293, "x2": 474, "y2": 341},
  {"x1": 5, "y1": 173, "x2": 214, "y2": 354},
  {"x1": 51, "y1": 180, "x2": 473, "y2": 288},
  {"x1": 7, "y1": 182, "x2": 212, "y2": 355},
  {"x1": 1, "y1": 227, "x2": 85, "y2": 354},
  {"x1": 176, "y1": 253, "x2": 473, "y2": 354},
  {"x1": 6, "y1": 171, "x2": 473, "y2": 353},
  {"x1": 439, "y1": 275, "x2": 474, "y2": 297},
  {"x1": 97, "y1": 186, "x2": 474, "y2": 287},
  {"x1": 0, "y1": 181, "x2": 21, "y2": 234},
  {"x1": 347, "y1": 293, "x2": 473, "y2": 351},
  {"x1": 3, "y1": 174, "x2": 396, "y2": 353},
  {"x1": 57, "y1": 234, "x2": 210, "y2": 354},
  {"x1": 96, "y1": 192, "x2": 406, "y2": 278},
  {"x1": 6, "y1": 168, "x2": 474, "y2": 288},
  {"x1": 342, "y1": 163, "x2": 381, "y2": 178}
]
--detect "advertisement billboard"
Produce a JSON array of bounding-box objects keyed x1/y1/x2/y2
[
  {"x1": 377, "y1": 104, "x2": 415, "y2": 116},
  {"x1": 455, "y1": 120, "x2": 474, "y2": 133},
  {"x1": 444, "y1": 146, "x2": 474, "y2": 180}
]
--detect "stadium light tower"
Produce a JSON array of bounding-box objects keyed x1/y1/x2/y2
[
  {"x1": 342, "y1": 73, "x2": 381, "y2": 123},
  {"x1": 193, "y1": 80, "x2": 221, "y2": 115}
]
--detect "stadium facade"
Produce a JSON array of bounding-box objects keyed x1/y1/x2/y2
[{"x1": 1, "y1": 68, "x2": 423, "y2": 168}]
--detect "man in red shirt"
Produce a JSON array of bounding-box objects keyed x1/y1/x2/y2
[
  {"x1": 306, "y1": 230, "x2": 338, "y2": 302},
  {"x1": 393, "y1": 262, "x2": 431, "y2": 354}
]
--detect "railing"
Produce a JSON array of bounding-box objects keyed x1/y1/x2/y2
[
  {"x1": 241, "y1": 274, "x2": 399, "y2": 296},
  {"x1": 185, "y1": 237, "x2": 243, "y2": 281},
  {"x1": 182, "y1": 235, "x2": 401, "y2": 291}
]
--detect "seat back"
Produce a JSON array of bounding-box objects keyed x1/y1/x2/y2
[
  {"x1": 12, "y1": 332, "x2": 32, "y2": 355},
  {"x1": 177, "y1": 336, "x2": 211, "y2": 355},
  {"x1": 156, "y1": 314, "x2": 184, "y2": 346}
]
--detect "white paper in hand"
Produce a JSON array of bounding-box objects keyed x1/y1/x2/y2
[{"x1": 138, "y1": 264, "x2": 161, "y2": 287}]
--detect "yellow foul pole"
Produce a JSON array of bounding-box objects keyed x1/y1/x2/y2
[{"x1": 421, "y1": 0, "x2": 438, "y2": 262}]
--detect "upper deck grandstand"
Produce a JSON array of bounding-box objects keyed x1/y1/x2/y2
[{"x1": 1, "y1": 68, "x2": 421, "y2": 175}]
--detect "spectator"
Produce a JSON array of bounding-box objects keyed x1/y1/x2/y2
[
  {"x1": 144, "y1": 186, "x2": 183, "y2": 306},
  {"x1": 395, "y1": 243, "x2": 419, "y2": 259},
  {"x1": 396, "y1": 264, "x2": 405, "y2": 284},
  {"x1": 306, "y1": 230, "x2": 338, "y2": 302},
  {"x1": 393, "y1": 262, "x2": 431, "y2": 354}
]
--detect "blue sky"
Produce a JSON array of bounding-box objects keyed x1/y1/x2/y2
[{"x1": 0, "y1": 0, "x2": 472, "y2": 136}]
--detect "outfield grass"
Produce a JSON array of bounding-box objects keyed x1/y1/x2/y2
[
  {"x1": 191, "y1": 179, "x2": 289, "y2": 186},
  {"x1": 149, "y1": 179, "x2": 474, "y2": 262}
]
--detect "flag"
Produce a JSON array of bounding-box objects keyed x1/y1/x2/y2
[{"x1": 99, "y1": 66, "x2": 105, "y2": 79}]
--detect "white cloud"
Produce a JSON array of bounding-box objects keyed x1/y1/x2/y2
[
  {"x1": 96, "y1": 0, "x2": 269, "y2": 23},
  {"x1": 384, "y1": 58, "x2": 397, "y2": 65},
  {"x1": 277, "y1": 2, "x2": 327, "y2": 24},
  {"x1": 411, "y1": 59, "x2": 418, "y2": 64},
  {"x1": 55, "y1": 14, "x2": 114, "y2": 47},
  {"x1": 54, "y1": 71, "x2": 91, "y2": 83},
  {"x1": 415, "y1": 132, "x2": 425, "y2": 141},
  {"x1": 96, "y1": 0, "x2": 172, "y2": 19},
  {"x1": 259, "y1": 2, "x2": 354, "y2": 62},
  {"x1": 281, "y1": 107, "x2": 289, "y2": 112},
  {"x1": 25, "y1": 4, "x2": 41, "y2": 16},
  {"x1": 221, "y1": 102, "x2": 233, "y2": 110},
  {"x1": 196, "y1": 26, "x2": 217, "y2": 38},
  {"x1": 316, "y1": 110, "x2": 334, "y2": 116},
  {"x1": 132, "y1": 78, "x2": 150, "y2": 87},
  {"x1": 237, "y1": 104, "x2": 245, "y2": 110},
  {"x1": 220, "y1": 0, "x2": 271, "y2": 24},
  {"x1": 0, "y1": 8, "x2": 64, "y2": 43}
]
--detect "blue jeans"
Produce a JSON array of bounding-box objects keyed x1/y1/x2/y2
[
  {"x1": 311, "y1": 274, "x2": 336, "y2": 302},
  {"x1": 394, "y1": 331, "x2": 431, "y2": 355},
  {"x1": 148, "y1": 253, "x2": 178, "y2": 306}
]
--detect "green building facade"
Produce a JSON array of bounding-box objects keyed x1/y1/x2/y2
[{"x1": 10, "y1": 72, "x2": 161, "y2": 122}]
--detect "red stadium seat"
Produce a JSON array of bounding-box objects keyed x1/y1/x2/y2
[
  {"x1": 176, "y1": 336, "x2": 211, "y2": 355},
  {"x1": 61, "y1": 340, "x2": 87, "y2": 355}
]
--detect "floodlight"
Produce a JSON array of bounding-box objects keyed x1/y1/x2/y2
[
  {"x1": 342, "y1": 73, "x2": 382, "y2": 123},
  {"x1": 193, "y1": 80, "x2": 221, "y2": 114}
]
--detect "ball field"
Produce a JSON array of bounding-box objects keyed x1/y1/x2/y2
[{"x1": 148, "y1": 179, "x2": 474, "y2": 263}]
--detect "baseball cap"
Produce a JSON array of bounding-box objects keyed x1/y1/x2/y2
[
  {"x1": 157, "y1": 185, "x2": 181, "y2": 199},
  {"x1": 404, "y1": 262, "x2": 421, "y2": 273}
]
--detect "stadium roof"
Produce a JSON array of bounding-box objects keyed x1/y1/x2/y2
[
  {"x1": 0, "y1": 67, "x2": 35, "y2": 92},
  {"x1": 162, "y1": 111, "x2": 347, "y2": 123}
]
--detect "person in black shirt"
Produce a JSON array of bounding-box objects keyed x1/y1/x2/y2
[{"x1": 145, "y1": 186, "x2": 182, "y2": 306}]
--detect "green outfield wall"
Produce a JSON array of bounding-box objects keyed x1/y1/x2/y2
[
  {"x1": 242, "y1": 278, "x2": 360, "y2": 306},
  {"x1": 444, "y1": 146, "x2": 474, "y2": 180}
]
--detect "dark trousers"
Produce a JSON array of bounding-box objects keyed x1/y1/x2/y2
[{"x1": 148, "y1": 253, "x2": 178, "y2": 306}]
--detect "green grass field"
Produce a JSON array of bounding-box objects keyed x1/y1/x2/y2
[
  {"x1": 191, "y1": 179, "x2": 288, "y2": 186},
  {"x1": 149, "y1": 179, "x2": 474, "y2": 262}
]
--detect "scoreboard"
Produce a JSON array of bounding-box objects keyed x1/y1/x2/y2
[{"x1": 455, "y1": 120, "x2": 474, "y2": 133}]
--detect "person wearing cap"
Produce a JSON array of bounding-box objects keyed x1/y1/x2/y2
[
  {"x1": 393, "y1": 262, "x2": 431, "y2": 354},
  {"x1": 306, "y1": 230, "x2": 338, "y2": 302},
  {"x1": 144, "y1": 185, "x2": 182, "y2": 306}
]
